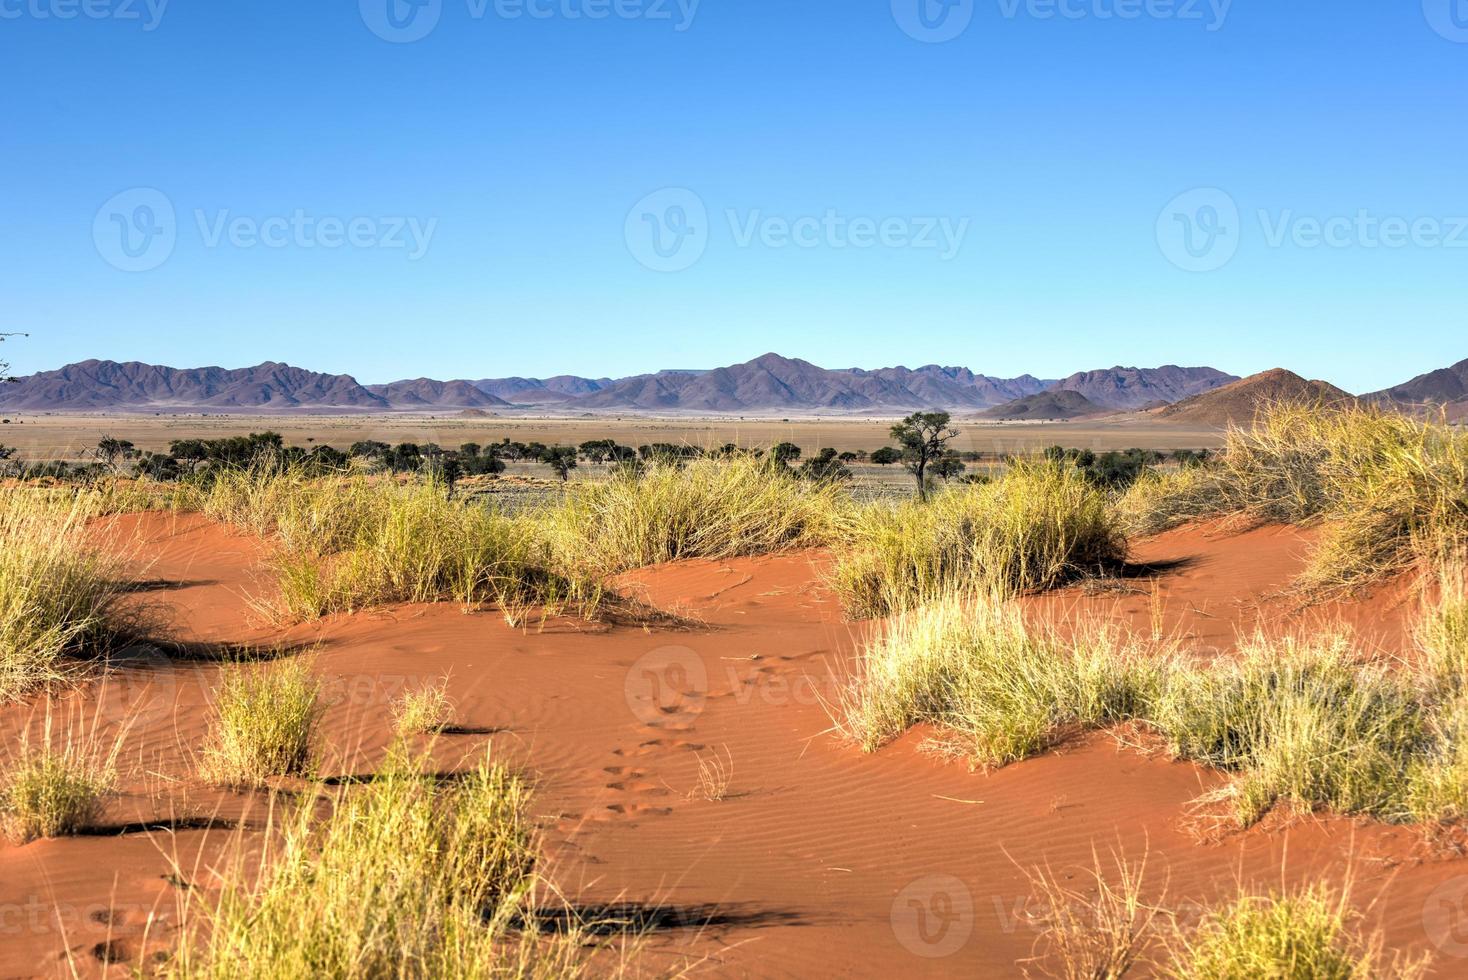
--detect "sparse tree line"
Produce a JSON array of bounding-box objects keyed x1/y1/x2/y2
[{"x1": 0, "y1": 411, "x2": 1216, "y2": 501}]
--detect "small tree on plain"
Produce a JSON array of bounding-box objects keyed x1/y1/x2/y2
[
  {"x1": 93, "y1": 436, "x2": 139, "y2": 475},
  {"x1": 870, "y1": 446, "x2": 901, "y2": 467},
  {"x1": 889, "y1": 411, "x2": 959, "y2": 501},
  {"x1": 541, "y1": 446, "x2": 578, "y2": 482}
]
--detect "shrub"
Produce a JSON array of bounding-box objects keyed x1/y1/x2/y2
[
  {"x1": 831, "y1": 459, "x2": 1125, "y2": 618},
  {"x1": 202, "y1": 658, "x2": 322, "y2": 787}
]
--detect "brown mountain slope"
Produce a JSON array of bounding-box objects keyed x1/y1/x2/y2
[
  {"x1": 980, "y1": 389, "x2": 1104, "y2": 420},
  {"x1": 1365, "y1": 357, "x2": 1468, "y2": 413},
  {"x1": 1053, "y1": 365, "x2": 1238, "y2": 410},
  {"x1": 0, "y1": 360, "x2": 391, "y2": 412},
  {"x1": 364, "y1": 379, "x2": 511, "y2": 409},
  {"x1": 1158, "y1": 369, "x2": 1356, "y2": 427}
]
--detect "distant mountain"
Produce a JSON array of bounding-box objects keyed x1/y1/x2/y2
[
  {"x1": 1365, "y1": 358, "x2": 1468, "y2": 414},
  {"x1": 471, "y1": 375, "x2": 613, "y2": 404},
  {"x1": 572, "y1": 353, "x2": 1053, "y2": 413},
  {"x1": 981, "y1": 389, "x2": 1104, "y2": 421},
  {"x1": 0, "y1": 360, "x2": 391, "y2": 412},
  {"x1": 0, "y1": 354, "x2": 1247, "y2": 416},
  {"x1": 1158, "y1": 369, "x2": 1355, "y2": 427},
  {"x1": 364, "y1": 379, "x2": 510, "y2": 409},
  {"x1": 1053, "y1": 366, "x2": 1238, "y2": 411}
]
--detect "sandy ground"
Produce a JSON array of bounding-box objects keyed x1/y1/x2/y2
[
  {"x1": 2, "y1": 514, "x2": 1465, "y2": 977},
  {"x1": 0, "y1": 413, "x2": 1226, "y2": 459}
]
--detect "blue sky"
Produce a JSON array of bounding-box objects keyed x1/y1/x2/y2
[{"x1": 2, "y1": 0, "x2": 1466, "y2": 393}]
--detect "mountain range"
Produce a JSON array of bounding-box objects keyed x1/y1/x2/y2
[{"x1": 0, "y1": 353, "x2": 1462, "y2": 421}]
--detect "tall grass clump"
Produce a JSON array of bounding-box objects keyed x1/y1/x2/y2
[
  {"x1": 0, "y1": 704, "x2": 122, "y2": 843},
  {"x1": 1119, "y1": 402, "x2": 1468, "y2": 591},
  {"x1": 1154, "y1": 632, "x2": 1426, "y2": 826},
  {"x1": 201, "y1": 658, "x2": 322, "y2": 787},
  {"x1": 0, "y1": 487, "x2": 129, "y2": 702},
  {"x1": 542, "y1": 454, "x2": 851, "y2": 575},
  {"x1": 169, "y1": 745, "x2": 611, "y2": 979},
  {"x1": 1170, "y1": 884, "x2": 1423, "y2": 980},
  {"x1": 832, "y1": 460, "x2": 1125, "y2": 618},
  {"x1": 836, "y1": 593, "x2": 1161, "y2": 767},
  {"x1": 198, "y1": 468, "x2": 600, "y2": 621}
]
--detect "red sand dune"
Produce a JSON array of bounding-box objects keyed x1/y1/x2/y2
[{"x1": 2, "y1": 513, "x2": 1467, "y2": 977}]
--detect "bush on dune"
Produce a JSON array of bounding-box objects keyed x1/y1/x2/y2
[
  {"x1": 841, "y1": 578, "x2": 1468, "y2": 828},
  {"x1": 1119, "y1": 402, "x2": 1468, "y2": 591},
  {"x1": 836, "y1": 592, "x2": 1161, "y2": 767},
  {"x1": 831, "y1": 460, "x2": 1125, "y2": 619}
]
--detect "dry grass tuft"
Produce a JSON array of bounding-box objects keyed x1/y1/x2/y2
[
  {"x1": 392, "y1": 682, "x2": 454, "y2": 736},
  {"x1": 0, "y1": 487, "x2": 131, "y2": 702},
  {"x1": 1022, "y1": 847, "x2": 1162, "y2": 980},
  {"x1": 0, "y1": 702, "x2": 124, "y2": 843},
  {"x1": 169, "y1": 744, "x2": 627, "y2": 979},
  {"x1": 542, "y1": 454, "x2": 851, "y2": 575},
  {"x1": 831, "y1": 460, "x2": 1125, "y2": 619},
  {"x1": 1119, "y1": 402, "x2": 1468, "y2": 592},
  {"x1": 201, "y1": 657, "x2": 322, "y2": 787}
]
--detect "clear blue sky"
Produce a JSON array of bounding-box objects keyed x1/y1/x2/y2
[{"x1": 3, "y1": 0, "x2": 1466, "y2": 393}]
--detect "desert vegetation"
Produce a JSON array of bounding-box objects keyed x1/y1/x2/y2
[
  {"x1": 170, "y1": 741, "x2": 630, "y2": 979},
  {"x1": 0, "y1": 486, "x2": 131, "y2": 702},
  {"x1": 1021, "y1": 851, "x2": 1426, "y2": 979},
  {"x1": 1121, "y1": 402, "x2": 1468, "y2": 592},
  {"x1": 838, "y1": 573, "x2": 1468, "y2": 827}
]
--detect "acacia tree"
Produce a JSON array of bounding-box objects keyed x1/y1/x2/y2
[
  {"x1": 889, "y1": 411, "x2": 959, "y2": 501},
  {"x1": 93, "y1": 435, "x2": 139, "y2": 475},
  {"x1": 541, "y1": 446, "x2": 578, "y2": 482}
]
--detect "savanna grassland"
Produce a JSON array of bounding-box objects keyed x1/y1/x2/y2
[{"x1": 2, "y1": 402, "x2": 1467, "y2": 977}]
